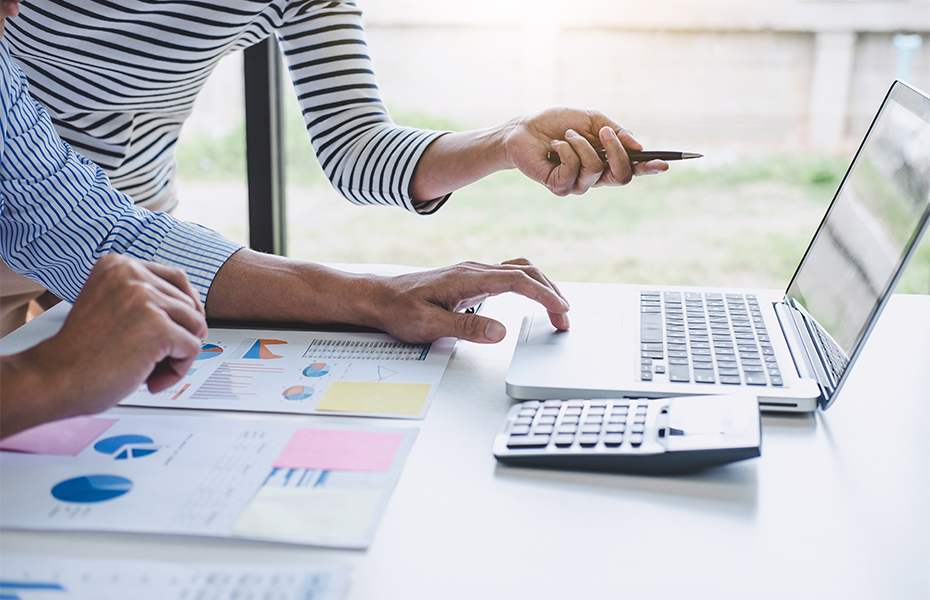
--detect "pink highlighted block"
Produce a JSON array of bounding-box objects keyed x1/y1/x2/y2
[
  {"x1": 0, "y1": 416, "x2": 118, "y2": 456},
  {"x1": 274, "y1": 428, "x2": 404, "y2": 472}
]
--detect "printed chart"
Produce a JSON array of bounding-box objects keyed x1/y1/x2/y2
[
  {"x1": 121, "y1": 329, "x2": 455, "y2": 419},
  {"x1": 0, "y1": 414, "x2": 416, "y2": 549},
  {"x1": 0, "y1": 556, "x2": 350, "y2": 600}
]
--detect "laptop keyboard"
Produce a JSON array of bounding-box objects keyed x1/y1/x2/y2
[{"x1": 640, "y1": 291, "x2": 783, "y2": 386}]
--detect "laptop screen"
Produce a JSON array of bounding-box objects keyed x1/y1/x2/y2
[{"x1": 786, "y1": 81, "x2": 930, "y2": 401}]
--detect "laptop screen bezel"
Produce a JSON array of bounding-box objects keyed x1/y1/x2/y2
[{"x1": 783, "y1": 80, "x2": 930, "y2": 410}]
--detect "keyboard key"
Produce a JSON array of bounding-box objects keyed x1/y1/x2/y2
[
  {"x1": 603, "y1": 434, "x2": 624, "y2": 447},
  {"x1": 554, "y1": 434, "x2": 575, "y2": 447},
  {"x1": 694, "y1": 370, "x2": 716, "y2": 383},
  {"x1": 641, "y1": 312, "x2": 662, "y2": 343},
  {"x1": 720, "y1": 375, "x2": 742, "y2": 385},
  {"x1": 641, "y1": 370, "x2": 653, "y2": 381},
  {"x1": 579, "y1": 434, "x2": 599, "y2": 447},
  {"x1": 745, "y1": 372, "x2": 768, "y2": 386},
  {"x1": 655, "y1": 364, "x2": 666, "y2": 374},
  {"x1": 507, "y1": 435, "x2": 551, "y2": 449},
  {"x1": 669, "y1": 365, "x2": 690, "y2": 382},
  {"x1": 771, "y1": 376, "x2": 784, "y2": 386}
]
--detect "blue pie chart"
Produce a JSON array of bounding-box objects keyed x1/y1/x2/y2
[{"x1": 51, "y1": 475, "x2": 133, "y2": 503}]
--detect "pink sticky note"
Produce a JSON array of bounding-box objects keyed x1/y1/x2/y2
[
  {"x1": 274, "y1": 428, "x2": 405, "y2": 472},
  {"x1": 0, "y1": 416, "x2": 118, "y2": 456}
]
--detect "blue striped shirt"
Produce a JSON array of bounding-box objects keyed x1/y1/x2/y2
[{"x1": 0, "y1": 43, "x2": 242, "y2": 304}]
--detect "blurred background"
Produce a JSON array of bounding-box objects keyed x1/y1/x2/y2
[{"x1": 174, "y1": 0, "x2": 930, "y2": 292}]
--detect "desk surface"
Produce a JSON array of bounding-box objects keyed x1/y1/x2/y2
[{"x1": 2, "y1": 285, "x2": 928, "y2": 599}]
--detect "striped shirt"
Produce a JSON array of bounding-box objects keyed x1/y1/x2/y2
[
  {"x1": 6, "y1": 0, "x2": 449, "y2": 214},
  {"x1": 0, "y1": 43, "x2": 241, "y2": 304}
]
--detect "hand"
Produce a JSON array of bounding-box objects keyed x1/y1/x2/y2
[
  {"x1": 1, "y1": 254, "x2": 207, "y2": 437},
  {"x1": 502, "y1": 106, "x2": 669, "y2": 196},
  {"x1": 369, "y1": 258, "x2": 570, "y2": 344}
]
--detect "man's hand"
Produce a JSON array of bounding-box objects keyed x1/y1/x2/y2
[
  {"x1": 368, "y1": 258, "x2": 570, "y2": 344},
  {"x1": 0, "y1": 254, "x2": 207, "y2": 438},
  {"x1": 502, "y1": 107, "x2": 669, "y2": 197}
]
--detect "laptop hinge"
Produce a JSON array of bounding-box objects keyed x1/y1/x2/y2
[{"x1": 773, "y1": 299, "x2": 831, "y2": 396}]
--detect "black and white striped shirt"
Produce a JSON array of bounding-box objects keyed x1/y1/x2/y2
[{"x1": 7, "y1": 0, "x2": 448, "y2": 214}]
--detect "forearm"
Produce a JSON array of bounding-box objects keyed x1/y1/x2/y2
[
  {"x1": 0, "y1": 349, "x2": 70, "y2": 439},
  {"x1": 203, "y1": 249, "x2": 385, "y2": 329},
  {"x1": 409, "y1": 122, "x2": 516, "y2": 203}
]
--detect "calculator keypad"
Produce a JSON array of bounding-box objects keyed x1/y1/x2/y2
[{"x1": 506, "y1": 399, "x2": 649, "y2": 450}]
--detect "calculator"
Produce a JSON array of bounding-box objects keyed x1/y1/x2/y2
[{"x1": 493, "y1": 394, "x2": 761, "y2": 474}]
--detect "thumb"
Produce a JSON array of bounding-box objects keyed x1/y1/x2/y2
[{"x1": 447, "y1": 312, "x2": 508, "y2": 344}]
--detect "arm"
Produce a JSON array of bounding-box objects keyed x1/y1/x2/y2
[
  {"x1": 205, "y1": 250, "x2": 569, "y2": 344},
  {"x1": 409, "y1": 107, "x2": 670, "y2": 202},
  {"x1": 0, "y1": 254, "x2": 207, "y2": 439}
]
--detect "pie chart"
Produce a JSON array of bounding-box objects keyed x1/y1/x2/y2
[
  {"x1": 283, "y1": 385, "x2": 314, "y2": 400},
  {"x1": 94, "y1": 435, "x2": 158, "y2": 460},
  {"x1": 302, "y1": 363, "x2": 330, "y2": 377},
  {"x1": 197, "y1": 343, "x2": 223, "y2": 360},
  {"x1": 51, "y1": 475, "x2": 133, "y2": 503}
]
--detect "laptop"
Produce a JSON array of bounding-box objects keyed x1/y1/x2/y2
[{"x1": 507, "y1": 80, "x2": 930, "y2": 413}]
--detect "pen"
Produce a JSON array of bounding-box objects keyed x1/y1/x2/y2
[{"x1": 546, "y1": 150, "x2": 703, "y2": 164}]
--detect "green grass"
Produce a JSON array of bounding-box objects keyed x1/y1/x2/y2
[{"x1": 175, "y1": 116, "x2": 930, "y2": 295}]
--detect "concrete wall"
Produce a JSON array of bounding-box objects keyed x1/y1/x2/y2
[{"x1": 188, "y1": 0, "x2": 930, "y2": 154}]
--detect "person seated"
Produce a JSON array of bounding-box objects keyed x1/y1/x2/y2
[{"x1": 0, "y1": 1, "x2": 569, "y2": 438}]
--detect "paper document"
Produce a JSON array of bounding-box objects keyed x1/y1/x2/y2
[
  {"x1": 0, "y1": 414, "x2": 416, "y2": 548},
  {"x1": 0, "y1": 556, "x2": 350, "y2": 600},
  {"x1": 121, "y1": 328, "x2": 454, "y2": 419}
]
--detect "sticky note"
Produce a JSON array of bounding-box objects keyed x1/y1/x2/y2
[
  {"x1": 274, "y1": 428, "x2": 404, "y2": 472},
  {"x1": 233, "y1": 487, "x2": 382, "y2": 544},
  {"x1": 316, "y1": 381, "x2": 430, "y2": 416},
  {"x1": 0, "y1": 416, "x2": 118, "y2": 456}
]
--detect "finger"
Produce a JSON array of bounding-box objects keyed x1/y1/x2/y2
[
  {"x1": 445, "y1": 311, "x2": 508, "y2": 344},
  {"x1": 547, "y1": 140, "x2": 580, "y2": 196},
  {"x1": 599, "y1": 126, "x2": 633, "y2": 185},
  {"x1": 632, "y1": 159, "x2": 669, "y2": 176},
  {"x1": 564, "y1": 129, "x2": 605, "y2": 194},
  {"x1": 464, "y1": 268, "x2": 571, "y2": 318},
  {"x1": 614, "y1": 127, "x2": 644, "y2": 153},
  {"x1": 146, "y1": 321, "x2": 203, "y2": 392},
  {"x1": 499, "y1": 258, "x2": 569, "y2": 309},
  {"x1": 141, "y1": 261, "x2": 204, "y2": 315},
  {"x1": 147, "y1": 291, "x2": 209, "y2": 341}
]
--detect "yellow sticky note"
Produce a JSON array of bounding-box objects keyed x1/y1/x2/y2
[
  {"x1": 316, "y1": 381, "x2": 430, "y2": 416},
  {"x1": 233, "y1": 487, "x2": 382, "y2": 544}
]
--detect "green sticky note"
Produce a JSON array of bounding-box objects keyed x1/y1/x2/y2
[{"x1": 316, "y1": 381, "x2": 430, "y2": 416}]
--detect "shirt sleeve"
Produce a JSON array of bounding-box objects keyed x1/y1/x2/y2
[
  {"x1": 0, "y1": 44, "x2": 241, "y2": 304},
  {"x1": 277, "y1": 1, "x2": 451, "y2": 214}
]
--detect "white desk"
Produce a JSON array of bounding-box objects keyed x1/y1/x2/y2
[{"x1": 2, "y1": 287, "x2": 928, "y2": 599}]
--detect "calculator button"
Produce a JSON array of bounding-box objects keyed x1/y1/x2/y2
[
  {"x1": 518, "y1": 409, "x2": 538, "y2": 418},
  {"x1": 514, "y1": 417, "x2": 533, "y2": 426},
  {"x1": 541, "y1": 408, "x2": 560, "y2": 416},
  {"x1": 510, "y1": 425, "x2": 531, "y2": 436},
  {"x1": 554, "y1": 434, "x2": 575, "y2": 447},
  {"x1": 566, "y1": 400, "x2": 584, "y2": 408},
  {"x1": 631, "y1": 424, "x2": 645, "y2": 434},
  {"x1": 537, "y1": 415, "x2": 557, "y2": 425},
  {"x1": 587, "y1": 407, "x2": 606, "y2": 415},
  {"x1": 561, "y1": 415, "x2": 580, "y2": 425},
  {"x1": 605, "y1": 424, "x2": 625, "y2": 434},
  {"x1": 607, "y1": 417, "x2": 627, "y2": 425},
  {"x1": 636, "y1": 406, "x2": 648, "y2": 414},
  {"x1": 584, "y1": 417, "x2": 603, "y2": 425},
  {"x1": 611, "y1": 402, "x2": 630, "y2": 409},
  {"x1": 581, "y1": 425, "x2": 601, "y2": 434},
  {"x1": 507, "y1": 435, "x2": 551, "y2": 449},
  {"x1": 630, "y1": 434, "x2": 644, "y2": 447},
  {"x1": 534, "y1": 425, "x2": 554, "y2": 435},
  {"x1": 544, "y1": 400, "x2": 562, "y2": 407},
  {"x1": 564, "y1": 407, "x2": 583, "y2": 416},
  {"x1": 558, "y1": 424, "x2": 578, "y2": 434},
  {"x1": 578, "y1": 434, "x2": 599, "y2": 447},
  {"x1": 603, "y1": 434, "x2": 624, "y2": 446},
  {"x1": 522, "y1": 401, "x2": 541, "y2": 409},
  {"x1": 590, "y1": 400, "x2": 608, "y2": 407}
]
